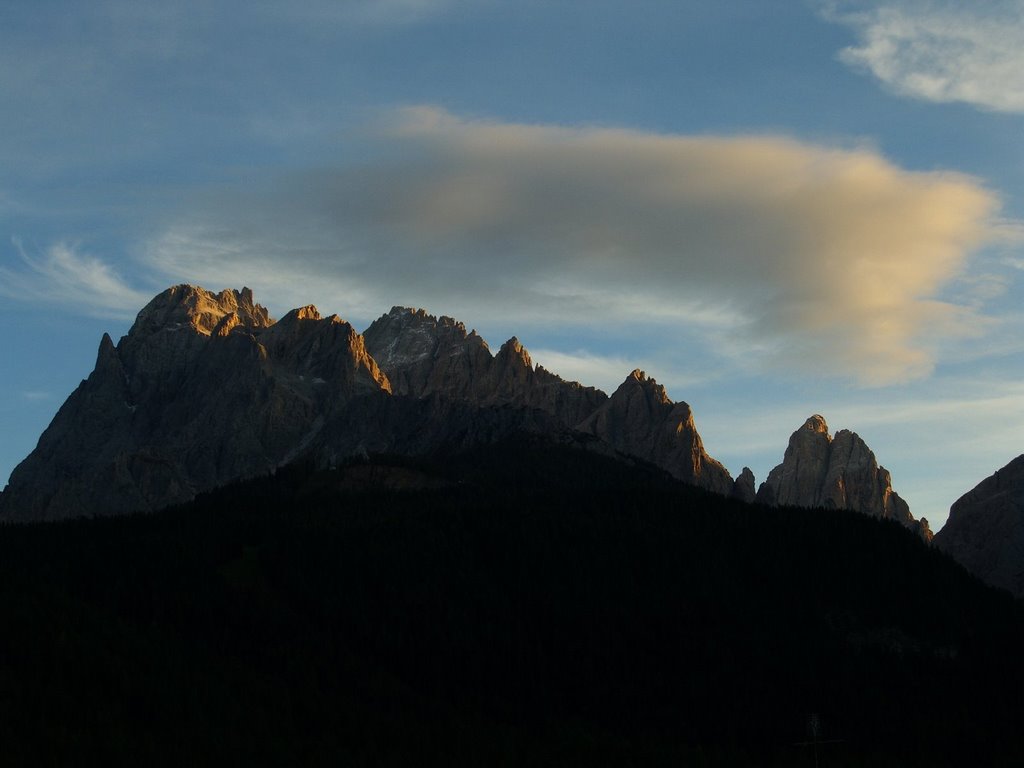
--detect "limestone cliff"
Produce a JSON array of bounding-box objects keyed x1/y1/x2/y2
[
  {"x1": 363, "y1": 307, "x2": 606, "y2": 426},
  {"x1": 362, "y1": 307, "x2": 492, "y2": 400},
  {"x1": 933, "y1": 455, "x2": 1024, "y2": 599},
  {"x1": 0, "y1": 287, "x2": 737, "y2": 521},
  {"x1": 0, "y1": 285, "x2": 390, "y2": 521},
  {"x1": 757, "y1": 415, "x2": 931, "y2": 540},
  {"x1": 577, "y1": 370, "x2": 733, "y2": 495},
  {"x1": 365, "y1": 310, "x2": 732, "y2": 493}
]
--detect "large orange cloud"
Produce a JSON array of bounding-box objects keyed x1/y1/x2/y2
[{"x1": 147, "y1": 107, "x2": 1001, "y2": 384}]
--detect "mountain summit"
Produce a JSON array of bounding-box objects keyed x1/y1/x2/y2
[
  {"x1": 0, "y1": 285, "x2": 396, "y2": 520},
  {"x1": 577, "y1": 370, "x2": 732, "y2": 495},
  {"x1": 0, "y1": 285, "x2": 733, "y2": 521},
  {"x1": 756, "y1": 415, "x2": 931, "y2": 540},
  {"x1": 362, "y1": 306, "x2": 605, "y2": 425}
]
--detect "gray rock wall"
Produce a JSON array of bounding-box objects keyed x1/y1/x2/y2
[
  {"x1": 756, "y1": 415, "x2": 930, "y2": 540},
  {"x1": 934, "y1": 455, "x2": 1024, "y2": 598}
]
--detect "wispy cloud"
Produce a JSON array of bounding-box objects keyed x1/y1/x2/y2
[
  {"x1": 146, "y1": 107, "x2": 1001, "y2": 386},
  {"x1": 19, "y1": 391, "x2": 51, "y2": 402},
  {"x1": 824, "y1": 1, "x2": 1024, "y2": 113},
  {"x1": 0, "y1": 240, "x2": 152, "y2": 319}
]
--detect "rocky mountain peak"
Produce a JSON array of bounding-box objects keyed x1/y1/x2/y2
[
  {"x1": 757, "y1": 415, "x2": 929, "y2": 539},
  {"x1": 803, "y1": 414, "x2": 829, "y2": 434},
  {"x1": 380, "y1": 305, "x2": 468, "y2": 331},
  {"x1": 363, "y1": 306, "x2": 492, "y2": 399},
  {"x1": 92, "y1": 332, "x2": 127, "y2": 390},
  {"x1": 282, "y1": 305, "x2": 322, "y2": 322},
  {"x1": 496, "y1": 337, "x2": 532, "y2": 368},
  {"x1": 260, "y1": 305, "x2": 391, "y2": 396},
  {"x1": 579, "y1": 372, "x2": 732, "y2": 495},
  {"x1": 0, "y1": 286, "x2": 398, "y2": 521},
  {"x1": 377, "y1": 306, "x2": 472, "y2": 335},
  {"x1": 618, "y1": 370, "x2": 672, "y2": 406},
  {"x1": 131, "y1": 284, "x2": 272, "y2": 339},
  {"x1": 272, "y1": 306, "x2": 351, "y2": 335},
  {"x1": 96, "y1": 331, "x2": 117, "y2": 362},
  {"x1": 365, "y1": 307, "x2": 607, "y2": 427}
]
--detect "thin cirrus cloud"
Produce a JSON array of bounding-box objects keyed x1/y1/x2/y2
[
  {"x1": 19, "y1": 391, "x2": 52, "y2": 402},
  {"x1": 145, "y1": 107, "x2": 1000, "y2": 386},
  {"x1": 0, "y1": 240, "x2": 152, "y2": 319},
  {"x1": 824, "y1": 0, "x2": 1024, "y2": 113}
]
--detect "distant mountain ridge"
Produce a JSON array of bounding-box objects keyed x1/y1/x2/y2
[{"x1": 0, "y1": 284, "x2": 919, "y2": 531}]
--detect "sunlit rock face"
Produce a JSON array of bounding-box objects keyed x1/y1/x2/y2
[
  {"x1": 577, "y1": 370, "x2": 733, "y2": 495},
  {"x1": 363, "y1": 307, "x2": 606, "y2": 427},
  {"x1": 0, "y1": 285, "x2": 390, "y2": 521},
  {"x1": 934, "y1": 455, "x2": 1024, "y2": 598},
  {"x1": 0, "y1": 286, "x2": 736, "y2": 522},
  {"x1": 363, "y1": 307, "x2": 492, "y2": 400},
  {"x1": 364, "y1": 308, "x2": 735, "y2": 489},
  {"x1": 756, "y1": 415, "x2": 931, "y2": 541}
]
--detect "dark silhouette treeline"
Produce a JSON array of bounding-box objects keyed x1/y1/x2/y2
[{"x1": 0, "y1": 436, "x2": 1022, "y2": 766}]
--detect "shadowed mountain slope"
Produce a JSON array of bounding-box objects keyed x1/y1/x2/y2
[
  {"x1": 0, "y1": 440, "x2": 1020, "y2": 766},
  {"x1": 934, "y1": 454, "x2": 1024, "y2": 598}
]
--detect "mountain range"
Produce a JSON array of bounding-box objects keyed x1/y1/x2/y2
[
  {"x1": 3, "y1": 283, "x2": 1024, "y2": 765},
  {"x1": 2, "y1": 283, "x2": 1022, "y2": 597}
]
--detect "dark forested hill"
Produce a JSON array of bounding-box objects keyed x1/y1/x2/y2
[{"x1": 1, "y1": 436, "x2": 1021, "y2": 766}]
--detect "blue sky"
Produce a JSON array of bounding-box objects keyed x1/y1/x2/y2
[{"x1": 2, "y1": 0, "x2": 1023, "y2": 529}]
